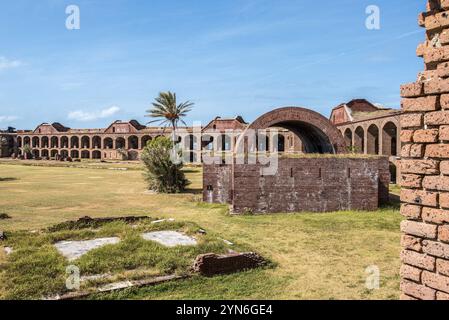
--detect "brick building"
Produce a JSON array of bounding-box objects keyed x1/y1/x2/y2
[
  {"x1": 1, "y1": 116, "x2": 302, "y2": 163},
  {"x1": 330, "y1": 99, "x2": 402, "y2": 182},
  {"x1": 399, "y1": 0, "x2": 449, "y2": 300}
]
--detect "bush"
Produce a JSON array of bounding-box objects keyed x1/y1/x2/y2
[{"x1": 141, "y1": 136, "x2": 190, "y2": 193}]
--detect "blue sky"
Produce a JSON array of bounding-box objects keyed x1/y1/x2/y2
[{"x1": 0, "y1": 0, "x2": 424, "y2": 129}]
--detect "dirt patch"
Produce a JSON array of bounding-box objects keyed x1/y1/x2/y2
[
  {"x1": 48, "y1": 215, "x2": 152, "y2": 232},
  {"x1": 0, "y1": 213, "x2": 11, "y2": 220}
]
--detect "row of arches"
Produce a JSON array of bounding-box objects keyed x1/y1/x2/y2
[
  {"x1": 18, "y1": 135, "x2": 158, "y2": 150},
  {"x1": 201, "y1": 133, "x2": 287, "y2": 152},
  {"x1": 342, "y1": 122, "x2": 398, "y2": 156}
]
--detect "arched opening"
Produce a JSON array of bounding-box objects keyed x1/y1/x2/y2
[
  {"x1": 242, "y1": 108, "x2": 347, "y2": 154},
  {"x1": 115, "y1": 137, "x2": 125, "y2": 149},
  {"x1": 128, "y1": 136, "x2": 139, "y2": 149},
  {"x1": 41, "y1": 149, "x2": 49, "y2": 159},
  {"x1": 50, "y1": 136, "x2": 59, "y2": 148},
  {"x1": 32, "y1": 149, "x2": 40, "y2": 158},
  {"x1": 17, "y1": 137, "x2": 22, "y2": 148},
  {"x1": 81, "y1": 136, "x2": 90, "y2": 149},
  {"x1": 70, "y1": 150, "x2": 79, "y2": 158},
  {"x1": 92, "y1": 150, "x2": 101, "y2": 159},
  {"x1": 70, "y1": 136, "x2": 79, "y2": 149},
  {"x1": 42, "y1": 136, "x2": 49, "y2": 148},
  {"x1": 257, "y1": 134, "x2": 269, "y2": 152},
  {"x1": 354, "y1": 127, "x2": 365, "y2": 154},
  {"x1": 61, "y1": 136, "x2": 69, "y2": 148},
  {"x1": 51, "y1": 150, "x2": 58, "y2": 158},
  {"x1": 141, "y1": 135, "x2": 151, "y2": 149},
  {"x1": 273, "y1": 134, "x2": 285, "y2": 152},
  {"x1": 32, "y1": 137, "x2": 40, "y2": 148},
  {"x1": 202, "y1": 135, "x2": 214, "y2": 151},
  {"x1": 344, "y1": 129, "x2": 352, "y2": 149},
  {"x1": 367, "y1": 124, "x2": 379, "y2": 155},
  {"x1": 92, "y1": 136, "x2": 101, "y2": 149},
  {"x1": 81, "y1": 150, "x2": 90, "y2": 159},
  {"x1": 104, "y1": 138, "x2": 113, "y2": 149},
  {"x1": 220, "y1": 135, "x2": 232, "y2": 151},
  {"x1": 60, "y1": 150, "x2": 69, "y2": 159},
  {"x1": 23, "y1": 136, "x2": 31, "y2": 147},
  {"x1": 382, "y1": 122, "x2": 398, "y2": 156}
]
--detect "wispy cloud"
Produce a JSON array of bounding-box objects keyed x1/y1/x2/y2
[
  {"x1": 0, "y1": 116, "x2": 19, "y2": 123},
  {"x1": 68, "y1": 106, "x2": 120, "y2": 122},
  {"x1": 0, "y1": 57, "x2": 22, "y2": 70}
]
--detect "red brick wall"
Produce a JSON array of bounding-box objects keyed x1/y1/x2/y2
[
  {"x1": 399, "y1": 0, "x2": 449, "y2": 300},
  {"x1": 203, "y1": 157, "x2": 390, "y2": 214}
]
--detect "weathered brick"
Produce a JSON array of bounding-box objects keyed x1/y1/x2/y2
[
  {"x1": 401, "y1": 189, "x2": 438, "y2": 207},
  {"x1": 401, "y1": 220, "x2": 437, "y2": 239},
  {"x1": 401, "y1": 113, "x2": 423, "y2": 128},
  {"x1": 401, "y1": 130, "x2": 415, "y2": 143},
  {"x1": 437, "y1": 258, "x2": 449, "y2": 276},
  {"x1": 425, "y1": 11, "x2": 449, "y2": 31},
  {"x1": 401, "y1": 95, "x2": 437, "y2": 110},
  {"x1": 425, "y1": 144, "x2": 449, "y2": 158},
  {"x1": 437, "y1": 291, "x2": 449, "y2": 300},
  {"x1": 400, "y1": 293, "x2": 418, "y2": 300},
  {"x1": 441, "y1": 29, "x2": 449, "y2": 45},
  {"x1": 441, "y1": 192, "x2": 449, "y2": 208},
  {"x1": 425, "y1": 110, "x2": 449, "y2": 125},
  {"x1": 423, "y1": 240, "x2": 449, "y2": 259},
  {"x1": 413, "y1": 129, "x2": 439, "y2": 143},
  {"x1": 401, "y1": 174, "x2": 423, "y2": 188},
  {"x1": 410, "y1": 144, "x2": 425, "y2": 158},
  {"x1": 441, "y1": 160, "x2": 449, "y2": 174},
  {"x1": 401, "y1": 159, "x2": 439, "y2": 174},
  {"x1": 440, "y1": 126, "x2": 449, "y2": 141},
  {"x1": 438, "y1": 61, "x2": 449, "y2": 77},
  {"x1": 401, "y1": 234, "x2": 423, "y2": 251},
  {"x1": 423, "y1": 175, "x2": 449, "y2": 191},
  {"x1": 401, "y1": 204, "x2": 422, "y2": 220},
  {"x1": 422, "y1": 271, "x2": 449, "y2": 294},
  {"x1": 441, "y1": 93, "x2": 449, "y2": 109},
  {"x1": 400, "y1": 279, "x2": 436, "y2": 300},
  {"x1": 422, "y1": 207, "x2": 449, "y2": 223},
  {"x1": 439, "y1": 225, "x2": 449, "y2": 242},
  {"x1": 400, "y1": 264, "x2": 422, "y2": 282},
  {"x1": 400, "y1": 249, "x2": 436, "y2": 271},
  {"x1": 400, "y1": 83, "x2": 424, "y2": 98}
]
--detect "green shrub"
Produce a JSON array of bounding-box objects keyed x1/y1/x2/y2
[{"x1": 141, "y1": 136, "x2": 190, "y2": 193}]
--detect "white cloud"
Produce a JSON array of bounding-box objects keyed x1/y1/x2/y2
[
  {"x1": 0, "y1": 116, "x2": 19, "y2": 123},
  {"x1": 68, "y1": 106, "x2": 121, "y2": 122},
  {"x1": 0, "y1": 57, "x2": 22, "y2": 70}
]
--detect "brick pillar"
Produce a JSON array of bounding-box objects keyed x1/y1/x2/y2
[{"x1": 400, "y1": 0, "x2": 449, "y2": 300}]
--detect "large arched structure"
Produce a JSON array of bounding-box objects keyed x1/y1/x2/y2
[{"x1": 239, "y1": 107, "x2": 347, "y2": 154}]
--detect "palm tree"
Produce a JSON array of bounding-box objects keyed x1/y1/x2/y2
[{"x1": 146, "y1": 91, "x2": 194, "y2": 148}]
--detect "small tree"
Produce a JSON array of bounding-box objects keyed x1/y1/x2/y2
[
  {"x1": 22, "y1": 144, "x2": 32, "y2": 159},
  {"x1": 141, "y1": 136, "x2": 190, "y2": 193}
]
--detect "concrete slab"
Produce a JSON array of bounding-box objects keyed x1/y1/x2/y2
[
  {"x1": 54, "y1": 237, "x2": 120, "y2": 261},
  {"x1": 142, "y1": 231, "x2": 197, "y2": 247}
]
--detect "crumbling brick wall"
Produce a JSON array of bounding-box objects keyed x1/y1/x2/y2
[
  {"x1": 399, "y1": 0, "x2": 449, "y2": 300},
  {"x1": 204, "y1": 156, "x2": 389, "y2": 214}
]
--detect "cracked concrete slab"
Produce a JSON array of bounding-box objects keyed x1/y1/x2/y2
[
  {"x1": 142, "y1": 231, "x2": 197, "y2": 247},
  {"x1": 54, "y1": 237, "x2": 120, "y2": 261}
]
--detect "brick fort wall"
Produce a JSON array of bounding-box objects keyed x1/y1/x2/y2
[
  {"x1": 399, "y1": 0, "x2": 449, "y2": 300},
  {"x1": 204, "y1": 156, "x2": 390, "y2": 214}
]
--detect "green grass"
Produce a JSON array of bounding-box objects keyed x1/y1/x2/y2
[
  {"x1": 0, "y1": 161, "x2": 403, "y2": 300},
  {"x1": 0, "y1": 220, "x2": 246, "y2": 299}
]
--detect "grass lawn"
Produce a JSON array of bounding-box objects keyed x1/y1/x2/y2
[{"x1": 0, "y1": 161, "x2": 402, "y2": 300}]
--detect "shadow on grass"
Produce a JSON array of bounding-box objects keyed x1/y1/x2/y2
[
  {"x1": 381, "y1": 193, "x2": 400, "y2": 210},
  {"x1": 0, "y1": 177, "x2": 18, "y2": 182}
]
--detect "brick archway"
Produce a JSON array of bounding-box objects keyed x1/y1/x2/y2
[{"x1": 247, "y1": 107, "x2": 347, "y2": 153}]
